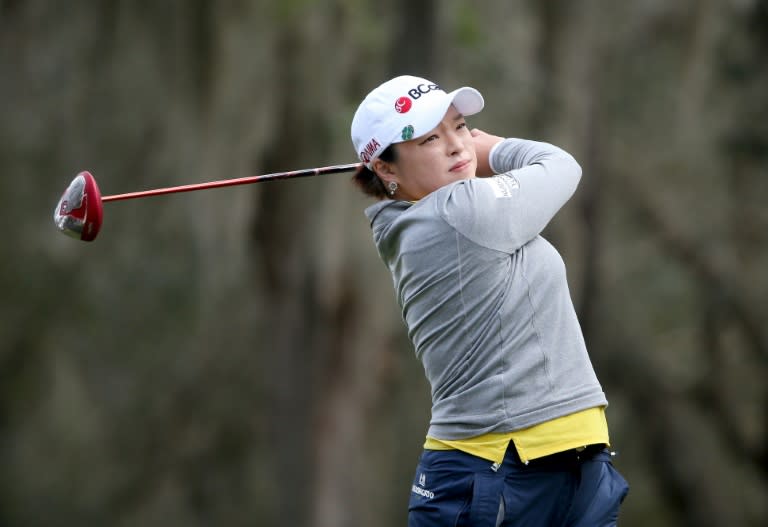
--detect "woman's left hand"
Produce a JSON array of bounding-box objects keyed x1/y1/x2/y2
[{"x1": 471, "y1": 128, "x2": 504, "y2": 177}]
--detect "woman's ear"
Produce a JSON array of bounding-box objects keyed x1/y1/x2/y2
[{"x1": 372, "y1": 158, "x2": 397, "y2": 184}]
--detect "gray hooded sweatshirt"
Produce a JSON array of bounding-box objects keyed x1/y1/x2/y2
[{"x1": 364, "y1": 138, "x2": 607, "y2": 440}]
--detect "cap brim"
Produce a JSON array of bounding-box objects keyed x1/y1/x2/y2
[{"x1": 449, "y1": 87, "x2": 484, "y2": 117}]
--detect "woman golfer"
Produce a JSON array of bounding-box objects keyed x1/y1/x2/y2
[{"x1": 350, "y1": 75, "x2": 628, "y2": 527}]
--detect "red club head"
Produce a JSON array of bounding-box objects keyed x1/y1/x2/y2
[{"x1": 53, "y1": 171, "x2": 104, "y2": 241}]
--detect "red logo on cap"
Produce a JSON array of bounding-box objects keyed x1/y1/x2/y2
[{"x1": 395, "y1": 97, "x2": 412, "y2": 114}]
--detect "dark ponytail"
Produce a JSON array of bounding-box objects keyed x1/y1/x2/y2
[{"x1": 351, "y1": 144, "x2": 397, "y2": 199}]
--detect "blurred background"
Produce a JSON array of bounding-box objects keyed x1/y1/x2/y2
[{"x1": 1, "y1": 0, "x2": 767, "y2": 525}]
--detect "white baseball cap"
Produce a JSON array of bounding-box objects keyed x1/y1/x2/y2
[{"x1": 351, "y1": 75, "x2": 484, "y2": 169}]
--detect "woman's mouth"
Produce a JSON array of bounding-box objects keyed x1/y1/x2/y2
[{"x1": 450, "y1": 160, "x2": 471, "y2": 172}]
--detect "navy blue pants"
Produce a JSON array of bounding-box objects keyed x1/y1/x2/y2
[{"x1": 408, "y1": 443, "x2": 629, "y2": 527}]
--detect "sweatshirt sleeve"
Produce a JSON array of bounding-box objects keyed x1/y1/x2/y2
[{"x1": 436, "y1": 138, "x2": 582, "y2": 253}]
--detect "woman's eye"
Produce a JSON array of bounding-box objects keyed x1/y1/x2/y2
[
  {"x1": 420, "y1": 135, "x2": 438, "y2": 145},
  {"x1": 457, "y1": 122, "x2": 467, "y2": 130}
]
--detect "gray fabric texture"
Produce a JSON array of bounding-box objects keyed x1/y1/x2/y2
[{"x1": 364, "y1": 138, "x2": 607, "y2": 439}]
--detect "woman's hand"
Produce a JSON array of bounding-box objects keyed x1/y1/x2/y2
[{"x1": 471, "y1": 128, "x2": 505, "y2": 177}]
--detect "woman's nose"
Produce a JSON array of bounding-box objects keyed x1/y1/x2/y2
[{"x1": 445, "y1": 131, "x2": 465, "y2": 155}]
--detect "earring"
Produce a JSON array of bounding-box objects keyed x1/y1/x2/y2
[{"x1": 388, "y1": 181, "x2": 398, "y2": 196}]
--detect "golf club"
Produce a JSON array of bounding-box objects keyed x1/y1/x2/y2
[{"x1": 53, "y1": 163, "x2": 361, "y2": 242}]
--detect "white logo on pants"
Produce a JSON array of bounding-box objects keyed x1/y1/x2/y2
[{"x1": 412, "y1": 472, "x2": 434, "y2": 499}]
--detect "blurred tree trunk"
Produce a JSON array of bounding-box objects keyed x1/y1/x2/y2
[
  {"x1": 300, "y1": 3, "x2": 440, "y2": 526},
  {"x1": 389, "y1": 0, "x2": 437, "y2": 77}
]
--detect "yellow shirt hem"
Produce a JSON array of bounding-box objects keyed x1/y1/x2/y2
[{"x1": 423, "y1": 406, "x2": 609, "y2": 464}]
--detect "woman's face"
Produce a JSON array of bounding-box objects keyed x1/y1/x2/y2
[{"x1": 375, "y1": 105, "x2": 477, "y2": 201}]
